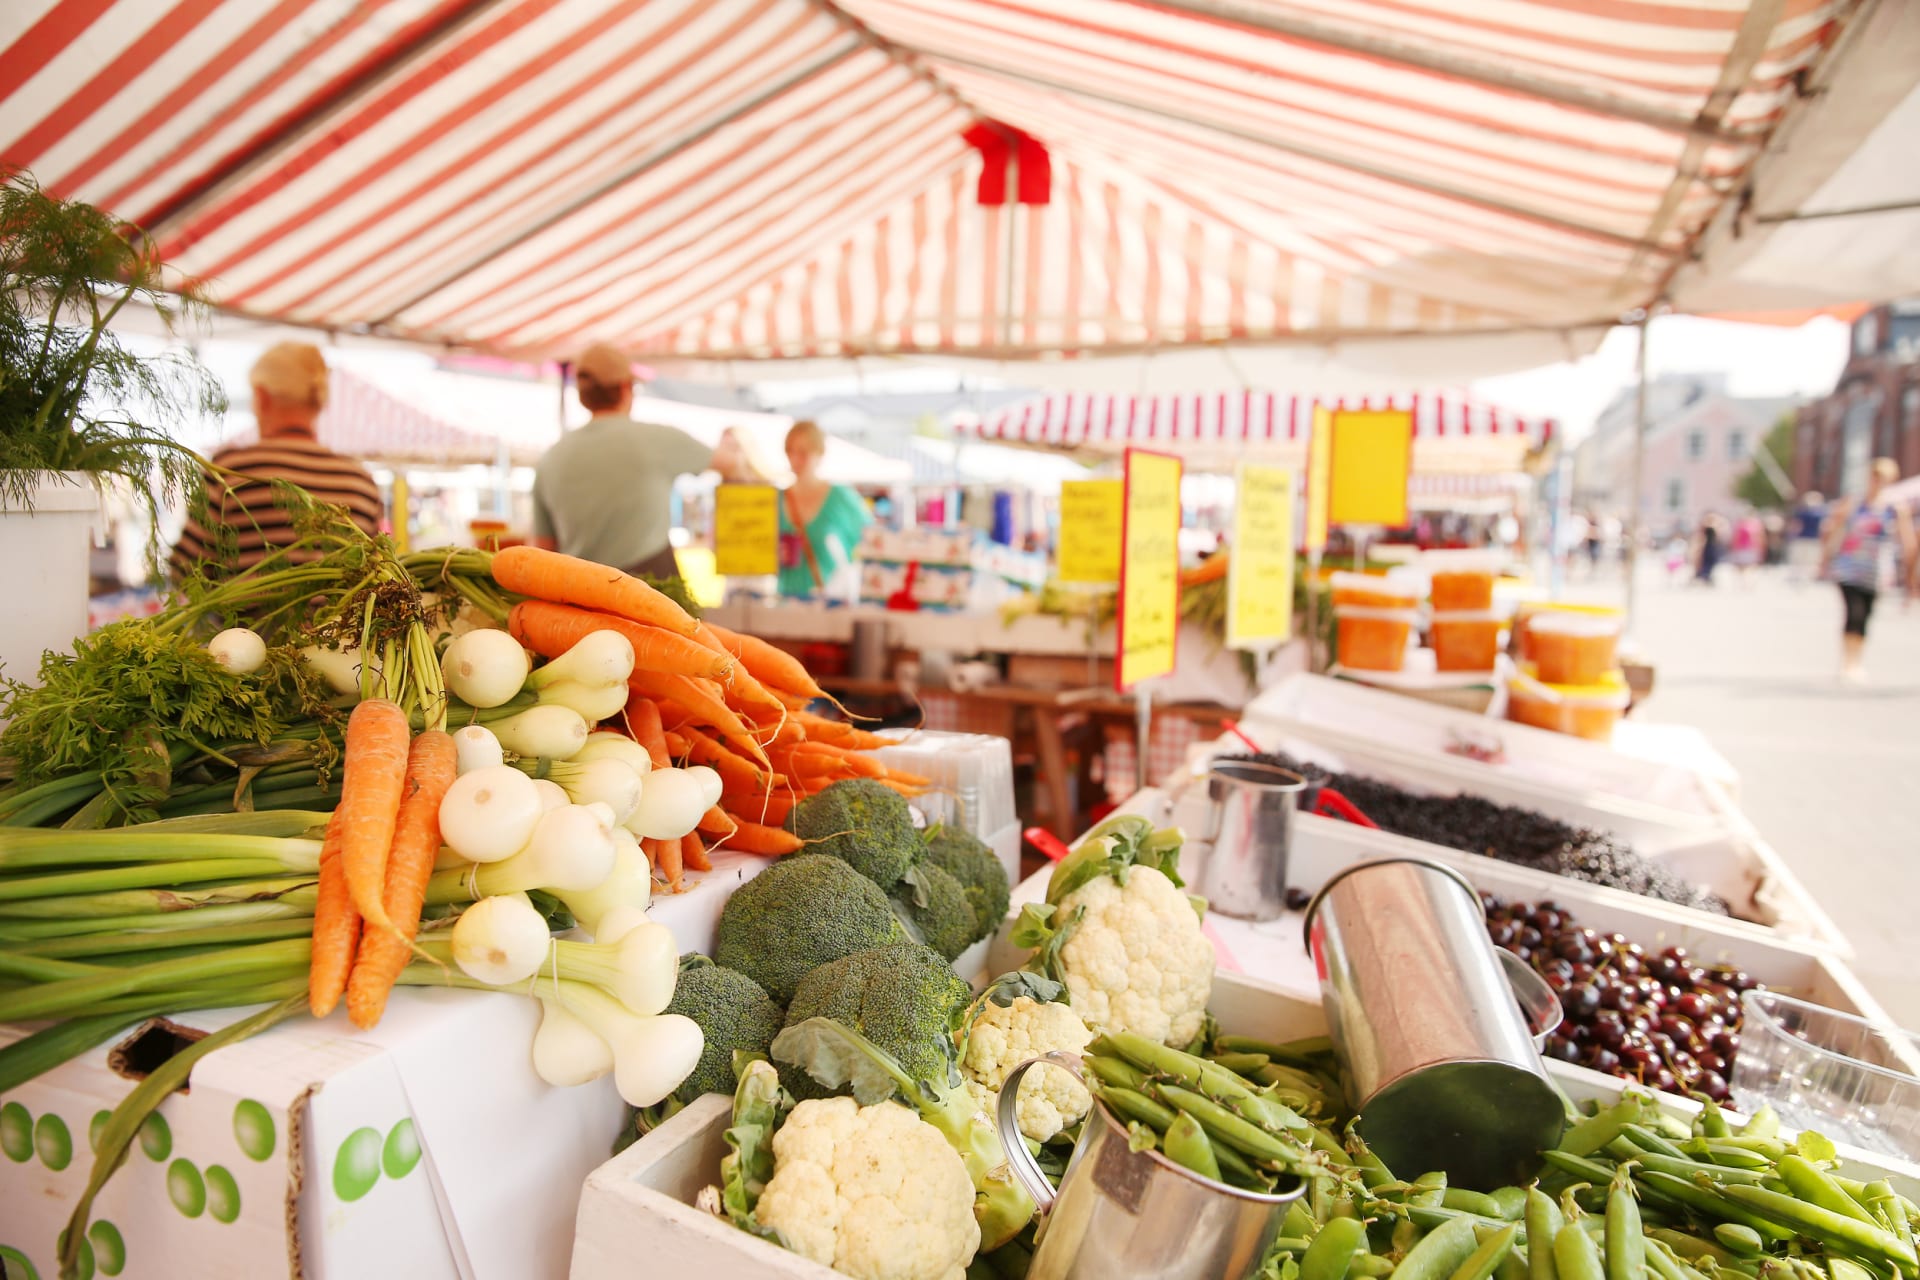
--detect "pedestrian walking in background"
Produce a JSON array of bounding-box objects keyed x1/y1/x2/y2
[
  {"x1": 1788, "y1": 490, "x2": 1827, "y2": 583},
  {"x1": 1694, "y1": 516, "x2": 1724, "y2": 587},
  {"x1": 1729, "y1": 513, "x2": 1765, "y2": 584},
  {"x1": 1820, "y1": 458, "x2": 1915, "y2": 684}
]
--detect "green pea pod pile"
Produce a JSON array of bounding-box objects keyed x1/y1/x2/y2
[{"x1": 1072, "y1": 1029, "x2": 1920, "y2": 1280}]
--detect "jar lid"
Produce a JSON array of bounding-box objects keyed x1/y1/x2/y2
[
  {"x1": 1334, "y1": 606, "x2": 1422, "y2": 623},
  {"x1": 1509, "y1": 664, "x2": 1630, "y2": 707},
  {"x1": 1429, "y1": 608, "x2": 1511, "y2": 624},
  {"x1": 1421, "y1": 550, "x2": 1506, "y2": 574},
  {"x1": 1329, "y1": 571, "x2": 1422, "y2": 600},
  {"x1": 1525, "y1": 610, "x2": 1623, "y2": 637}
]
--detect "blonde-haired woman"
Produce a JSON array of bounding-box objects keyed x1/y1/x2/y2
[
  {"x1": 776, "y1": 420, "x2": 870, "y2": 599},
  {"x1": 1821, "y1": 457, "x2": 1915, "y2": 683},
  {"x1": 170, "y1": 342, "x2": 383, "y2": 578}
]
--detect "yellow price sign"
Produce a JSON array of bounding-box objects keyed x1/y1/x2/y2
[
  {"x1": 1117, "y1": 449, "x2": 1183, "y2": 690},
  {"x1": 713, "y1": 484, "x2": 779, "y2": 576},
  {"x1": 1328, "y1": 408, "x2": 1413, "y2": 528},
  {"x1": 1228, "y1": 463, "x2": 1294, "y2": 649},
  {"x1": 1305, "y1": 406, "x2": 1331, "y2": 553},
  {"x1": 1057, "y1": 479, "x2": 1124, "y2": 583}
]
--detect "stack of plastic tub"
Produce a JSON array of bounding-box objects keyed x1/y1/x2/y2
[
  {"x1": 1424, "y1": 551, "x2": 1509, "y2": 673},
  {"x1": 1330, "y1": 571, "x2": 1423, "y2": 671},
  {"x1": 1509, "y1": 607, "x2": 1629, "y2": 741}
]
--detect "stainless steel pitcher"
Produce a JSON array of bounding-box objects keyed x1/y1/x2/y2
[
  {"x1": 997, "y1": 1054, "x2": 1304, "y2": 1280},
  {"x1": 1200, "y1": 759, "x2": 1309, "y2": 921},
  {"x1": 1302, "y1": 857, "x2": 1565, "y2": 1190}
]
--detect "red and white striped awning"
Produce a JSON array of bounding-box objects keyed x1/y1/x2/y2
[
  {"x1": 961, "y1": 391, "x2": 1554, "y2": 450},
  {"x1": 0, "y1": 0, "x2": 1881, "y2": 363},
  {"x1": 227, "y1": 369, "x2": 550, "y2": 467}
]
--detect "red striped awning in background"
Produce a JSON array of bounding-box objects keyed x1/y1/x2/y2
[
  {"x1": 961, "y1": 391, "x2": 1554, "y2": 449},
  {"x1": 231, "y1": 369, "x2": 551, "y2": 467},
  {"x1": 0, "y1": 0, "x2": 1869, "y2": 362}
]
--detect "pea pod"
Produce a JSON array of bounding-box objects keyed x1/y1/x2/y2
[
  {"x1": 1541, "y1": 1150, "x2": 1618, "y2": 1186},
  {"x1": 1862, "y1": 1182, "x2": 1916, "y2": 1265},
  {"x1": 1695, "y1": 1103, "x2": 1731, "y2": 1140},
  {"x1": 1828, "y1": 1258, "x2": 1880, "y2": 1280},
  {"x1": 1285, "y1": 1201, "x2": 1318, "y2": 1239},
  {"x1": 1164, "y1": 1112, "x2": 1222, "y2": 1182},
  {"x1": 1303, "y1": 1215, "x2": 1372, "y2": 1280},
  {"x1": 1402, "y1": 1206, "x2": 1514, "y2": 1235},
  {"x1": 1354, "y1": 1256, "x2": 1396, "y2": 1278},
  {"x1": 1489, "y1": 1188, "x2": 1528, "y2": 1222},
  {"x1": 1211, "y1": 1051, "x2": 1271, "y2": 1076},
  {"x1": 1389, "y1": 1215, "x2": 1482, "y2": 1280},
  {"x1": 1345, "y1": 1124, "x2": 1395, "y2": 1190},
  {"x1": 1647, "y1": 1228, "x2": 1741, "y2": 1267},
  {"x1": 1236, "y1": 1089, "x2": 1311, "y2": 1134},
  {"x1": 1155, "y1": 1084, "x2": 1304, "y2": 1167},
  {"x1": 1447, "y1": 1189, "x2": 1511, "y2": 1220},
  {"x1": 1561, "y1": 1101, "x2": 1642, "y2": 1159},
  {"x1": 1555, "y1": 1222, "x2": 1607, "y2": 1280},
  {"x1": 1776, "y1": 1156, "x2": 1879, "y2": 1229},
  {"x1": 1108, "y1": 1031, "x2": 1256, "y2": 1101},
  {"x1": 1713, "y1": 1225, "x2": 1764, "y2": 1257},
  {"x1": 1216, "y1": 1033, "x2": 1335, "y2": 1067},
  {"x1": 1606, "y1": 1167, "x2": 1646, "y2": 1280},
  {"x1": 1411, "y1": 1172, "x2": 1449, "y2": 1209},
  {"x1": 1739, "y1": 1107, "x2": 1780, "y2": 1141},
  {"x1": 1621, "y1": 1126, "x2": 1688, "y2": 1161},
  {"x1": 1098, "y1": 1085, "x2": 1178, "y2": 1134},
  {"x1": 1529, "y1": 1187, "x2": 1567, "y2": 1280},
  {"x1": 1497, "y1": 1251, "x2": 1529, "y2": 1280},
  {"x1": 1634, "y1": 1174, "x2": 1794, "y2": 1243},
  {"x1": 1086, "y1": 1054, "x2": 1151, "y2": 1093},
  {"x1": 1719, "y1": 1186, "x2": 1918, "y2": 1270},
  {"x1": 1645, "y1": 1239, "x2": 1711, "y2": 1280},
  {"x1": 1631, "y1": 1152, "x2": 1770, "y2": 1185},
  {"x1": 1450, "y1": 1225, "x2": 1521, "y2": 1280}
]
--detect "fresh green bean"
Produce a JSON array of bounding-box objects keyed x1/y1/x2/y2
[
  {"x1": 1451, "y1": 1225, "x2": 1521, "y2": 1280},
  {"x1": 1555, "y1": 1222, "x2": 1607, "y2": 1280},
  {"x1": 1635, "y1": 1174, "x2": 1794, "y2": 1243},
  {"x1": 1696, "y1": 1103, "x2": 1732, "y2": 1140},
  {"x1": 1713, "y1": 1225, "x2": 1763, "y2": 1257},
  {"x1": 1562, "y1": 1102, "x2": 1643, "y2": 1159},
  {"x1": 1389, "y1": 1215, "x2": 1483, "y2": 1280},
  {"x1": 1529, "y1": 1187, "x2": 1567, "y2": 1280},
  {"x1": 1622, "y1": 1126, "x2": 1689, "y2": 1161},
  {"x1": 1489, "y1": 1187, "x2": 1528, "y2": 1222},
  {"x1": 1086, "y1": 1054, "x2": 1151, "y2": 1092},
  {"x1": 1165, "y1": 1111, "x2": 1223, "y2": 1182},
  {"x1": 1155, "y1": 1084, "x2": 1303, "y2": 1167},
  {"x1": 1098, "y1": 1085, "x2": 1177, "y2": 1134},
  {"x1": 1607, "y1": 1168, "x2": 1647, "y2": 1280},
  {"x1": 1302, "y1": 1216, "x2": 1371, "y2": 1280},
  {"x1": 1719, "y1": 1186, "x2": 1918, "y2": 1269},
  {"x1": 1776, "y1": 1157, "x2": 1879, "y2": 1229},
  {"x1": 1447, "y1": 1189, "x2": 1511, "y2": 1220}
]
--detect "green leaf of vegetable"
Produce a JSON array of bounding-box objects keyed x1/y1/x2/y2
[
  {"x1": 1790, "y1": 1129, "x2": 1838, "y2": 1164},
  {"x1": 719, "y1": 1058, "x2": 787, "y2": 1242}
]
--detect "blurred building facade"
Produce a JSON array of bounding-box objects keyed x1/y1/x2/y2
[{"x1": 1793, "y1": 301, "x2": 1920, "y2": 499}]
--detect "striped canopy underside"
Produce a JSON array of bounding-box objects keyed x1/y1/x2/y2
[{"x1": 0, "y1": 0, "x2": 1859, "y2": 363}]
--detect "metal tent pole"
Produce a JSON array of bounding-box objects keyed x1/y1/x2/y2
[{"x1": 1624, "y1": 316, "x2": 1650, "y2": 636}]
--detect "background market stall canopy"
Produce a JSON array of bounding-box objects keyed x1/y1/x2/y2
[
  {"x1": 3, "y1": 0, "x2": 1916, "y2": 377},
  {"x1": 958, "y1": 389, "x2": 1553, "y2": 474}
]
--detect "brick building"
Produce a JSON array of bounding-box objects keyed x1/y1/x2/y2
[{"x1": 1794, "y1": 302, "x2": 1920, "y2": 498}]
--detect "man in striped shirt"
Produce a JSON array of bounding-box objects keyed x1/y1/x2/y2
[{"x1": 171, "y1": 343, "x2": 383, "y2": 577}]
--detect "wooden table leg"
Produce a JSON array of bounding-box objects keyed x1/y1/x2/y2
[{"x1": 1032, "y1": 707, "x2": 1075, "y2": 839}]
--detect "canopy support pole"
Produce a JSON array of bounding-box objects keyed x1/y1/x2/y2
[{"x1": 1623, "y1": 315, "x2": 1650, "y2": 638}]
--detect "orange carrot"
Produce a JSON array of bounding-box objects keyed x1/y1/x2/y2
[
  {"x1": 795, "y1": 713, "x2": 891, "y2": 750},
  {"x1": 724, "y1": 791, "x2": 793, "y2": 827},
  {"x1": 682, "y1": 730, "x2": 771, "y2": 789},
  {"x1": 307, "y1": 809, "x2": 358, "y2": 1019},
  {"x1": 345, "y1": 730, "x2": 457, "y2": 1030},
  {"x1": 682, "y1": 832, "x2": 711, "y2": 873},
  {"x1": 645, "y1": 836, "x2": 684, "y2": 890},
  {"x1": 727, "y1": 820, "x2": 804, "y2": 857},
  {"x1": 491, "y1": 545, "x2": 699, "y2": 637},
  {"x1": 508, "y1": 599, "x2": 733, "y2": 682},
  {"x1": 795, "y1": 741, "x2": 886, "y2": 779},
  {"x1": 885, "y1": 767, "x2": 932, "y2": 787},
  {"x1": 775, "y1": 751, "x2": 853, "y2": 782},
  {"x1": 339, "y1": 700, "x2": 412, "y2": 938},
  {"x1": 630, "y1": 669, "x2": 767, "y2": 766},
  {"x1": 697, "y1": 805, "x2": 737, "y2": 837},
  {"x1": 703, "y1": 623, "x2": 822, "y2": 698},
  {"x1": 877, "y1": 777, "x2": 927, "y2": 798},
  {"x1": 624, "y1": 694, "x2": 672, "y2": 770}
]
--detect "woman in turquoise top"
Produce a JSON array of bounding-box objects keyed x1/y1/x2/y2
[{"x1": 777, "y1": 420, "x2": 872, "y2": 599}]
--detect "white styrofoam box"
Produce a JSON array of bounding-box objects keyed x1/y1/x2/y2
[
  {"x1": 1199, "y1": 719, "x2": 1847, "y2": 951},
  {"x1": 1033, "y1": 792, "x2": 1884, "y2": 1027},
  {"x1": 0, "y1": 472, "x2": 99, "y2": 714},
  {"x1": 571, "y1": 970, "x2": 1920, "y2": 1280},
  {"x1": 1245, "y1": 673, "x2": 1728, "y2": 820}
]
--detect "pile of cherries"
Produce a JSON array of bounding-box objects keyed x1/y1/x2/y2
[{"x1": 1482, "y1": 894, "x2": 1761, "y2": 1101}]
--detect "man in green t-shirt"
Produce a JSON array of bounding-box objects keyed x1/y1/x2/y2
[{"x1": 531, "y1": 343, "x2": 752, "y2": 577}]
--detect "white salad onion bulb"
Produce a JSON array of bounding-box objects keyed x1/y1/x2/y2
[
  {"x1": 542, "y1": 757, "x2": 643, "y2": 824},
  {"x1": 441, "y1": 629, "x2": 530, "y2": 709},
  {"x1": 555, "y1": 830, "x2": 650, "y2": 934},
  {"x1": 624, "y1": 767, "x2": 707, "y2": 841},
  {"x1": 532, "y1": 778, "x2": 569, "y2": 811},
  {"x1": 463, "y1": 803, "x2": 618, "y2": 894},
  {"x1": 535, "y1": 679, "x2": 629, "y2": 723},
  {"x1": 438, "y1": 765, "x2": 544, "y2": 863},
  {"x1": 301, "y1": 644, "x2": 375, "y2": 698},
  {"x1": 683, "y1": 765, "x2": 723, "y2": 810},
  {"x1": 532, "y1": 997, "x2": 614, "y2": 1087},
  {"x1": 452, "y1": 725, "x2": 504, "y2": 776},
  {"x1": 526, "y1": 630, "x2": 635, "y2": 691},
  {"x1": 208, "y1": 628, "x2": 267, "y2": 675},
  {"x1": 489, "y1": 704, "x2": 590, "y2": 760},
  {"x1": 551, "y1": 921, "x2": 678, "y2": 1017},
  {"x1": 574, "y1": 732, "x2": 654, "y2": 777},
  {"x1": 559, "y1": 982, "x2": 704, "y2": 1108},
  {"x1": 451, "y1": 893, "x2": 551, "y2": 985}
]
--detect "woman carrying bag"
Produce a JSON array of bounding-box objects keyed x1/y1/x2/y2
[{"x1": 777, "y1": 420, "x2": 872, "y2": 601}]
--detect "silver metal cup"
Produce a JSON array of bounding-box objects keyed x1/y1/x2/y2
[
  {"x1": 1302, "y1": 857, "x2": 1566, "y2": 1189},
  {"x1": 1201, "y1": 759, "x2": 1309, "y2": 921},
  {"x1": 997, "y1": 1054, "x2": 1306, "y2": 1280}
]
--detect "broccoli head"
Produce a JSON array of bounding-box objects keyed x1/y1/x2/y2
[
  {"x1": 922, "y1": 826, "x2": 1010, "y2": 946},
  {"x1": 778, "y1": 942, "x2": 972, "y2": 1101},
  {"x1": 891, "y1": 862, "x2": 978, "y2": 961},
  {"x1": 664, "y1": 956, "x2": 786, "y2": 1103},
  {"x1": 787, "y1": 777, "x2": 921, "y2": 888},
  {"x1": 715, "y1": 854, "x2": 907, "y2": 1004}
]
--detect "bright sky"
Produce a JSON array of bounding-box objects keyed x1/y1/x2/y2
[{"x1": 1472, "y1": 315, "x2": 1852, "y2": 444}]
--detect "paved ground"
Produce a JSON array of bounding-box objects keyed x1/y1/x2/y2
[{"x1": 1572, "y1": 561, "x2": 1920, "y2": 1028}]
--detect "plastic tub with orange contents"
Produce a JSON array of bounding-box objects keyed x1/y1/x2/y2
[
  {"x1": 1429, "y1": 610, "x2": 1507, "y2": 672},
  {"x1": 1526, "y1": 609, "x2": 1623, "y2": 685},
  {"x1": 1334, "y1": 606, "x2": 1419, "y2": 671},
  {"x1": 1506, "y1": 665, "x2": 1630, "y2": 741},
  {"x1": 1328, "y1": 571, "x2": 1423, "y2": 610},
  {"x1": 1421, "y1": 550, "x2": 1502, "y2": 612}
]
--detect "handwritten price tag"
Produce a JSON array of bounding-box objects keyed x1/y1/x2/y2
[
  {"x1": 1305, "y1": 406, "x2": 1331, "y2": 553},
  {"x1": 713, "y1": 484, "x2": 779, "y2": 576},
  {"x1": 1228, "y1": 463, "x2": 1294, "y2": 648},
  {"x1": 1117, "y1": 449, "x2": 1183, "y2": 690},
  {"x1": 1058, "y1": 480, "x2": 1124, "y2": 583}
]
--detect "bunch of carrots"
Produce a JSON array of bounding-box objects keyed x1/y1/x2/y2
[{"x1": 491, "y1": 545, "x2": 928, "y2": 891}]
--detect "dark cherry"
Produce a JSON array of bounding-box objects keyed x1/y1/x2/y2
[
  {"x1": 1652, "y1": 1068, "x2": 1679, "y2": 1092},
  {"x1": 1566, "y1": 984, "x2": 1603, "y2": 1019},
  {"x1": 1587, "y1": 1048, "x2": 1622, "y2": 1073},
  {"x1": 1675, "y1": 993, "x2": 1711, "y2": 1021},
  {"x1": 1696, "y1": 1051, "x2": 1728, "y2": 1076}
]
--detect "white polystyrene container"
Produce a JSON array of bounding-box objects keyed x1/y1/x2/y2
[{"x1": 0, "y1": 472, "x2": 99, "y2": 698}]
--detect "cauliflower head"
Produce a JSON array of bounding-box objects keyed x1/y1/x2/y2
[
  {"x1": 1054, "y1": 867, "x2": 1213, "y2": 1046},
  {"x1": 960, "y1": 996, "x2": 1093, "y2": 1143},
  {"x1": 756, "y1": 1096, "x2": 981, "y2": 1280}
]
